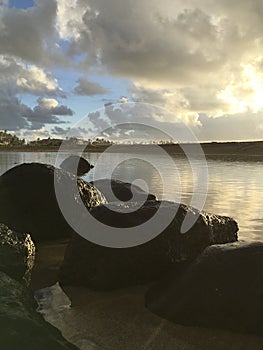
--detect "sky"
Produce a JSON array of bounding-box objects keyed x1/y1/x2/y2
[{"x1": 1, "y1": 0, "x2": 263, "y2": 142}]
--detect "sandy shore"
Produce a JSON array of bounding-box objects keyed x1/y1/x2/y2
[{"x1": 32, "y1": 241, "x2": 263, "y2": 350}]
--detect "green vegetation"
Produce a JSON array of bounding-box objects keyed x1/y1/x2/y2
[
  {"x1": 0, "y1": 131, "x2": 113, "y2": 150},
  {"x1": 0, "y1": 130, "x2": 25, "y2": 147}
]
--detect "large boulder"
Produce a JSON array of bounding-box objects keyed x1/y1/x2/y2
[
  {"x1": 145, "y1": 241, "x2": 263, "y2": 336},
  {"x1": 0, "y1": 223, "x2": 35, "y2": 285},
  {"x1": 60, "y1": 155, "x2": 94, "y2": 176},
  {"x1": 91, "y1": 178, "x2": 156, "y2": 202},
  {"x1": 0, "y1": 163, "x2": 106, "y2": 242},
  {"x1": 59, "y1": 201, "x2": 238, "y2": 290},
  {"x1": 0, "y1": 271, "x2": 79, "y2": 350}
]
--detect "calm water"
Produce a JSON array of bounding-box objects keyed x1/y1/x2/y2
[{"x1": 0, "y1": 151, "x2": 263, "y2": 241}]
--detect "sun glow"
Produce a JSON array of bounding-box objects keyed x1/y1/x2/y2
[{"x1": 218, "y1": 63, "x2": 263, "y2": 114}]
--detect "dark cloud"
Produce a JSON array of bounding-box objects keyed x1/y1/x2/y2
[
  {"x1": 0, "y1": 0, "x2": 57, "y2": 65},
  {"x1": 0, "y1": 93, "x2": 74, "y2": 131},
  {"x1": 0, "y1": 93, "x2": 29, "y2": 130},
  {"x1": 196, "y1": 112, "x2": 263, "y2": 141},
  {"x1": 25, "y1": 103, "x2": 74, "y2": 130},
  {"x1": 74, "y1": 77, "x2": 109, "y2": 96},
  {"x1": 51, "y1": 126, "x2": 70, "y2": 136}
]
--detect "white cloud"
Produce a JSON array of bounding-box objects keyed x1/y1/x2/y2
[
  {"x1": 0, "y1": 55, "x2": 61, "y2": 96},
  {"x1": 119, "y1": 96, "x2": 129, "y2": 103},
  {"x1": 56, "y1": 0, "x2": 90, "y2": 40},
  {"x1": 37, "y1": 97, "x2": 59, "y2": 109},
  {"x1": 16, "y1": 65, "x2": 60, "y2": 95},
  {"x1": 20, "y1": 127, "x2": 51, "y2": 141}
]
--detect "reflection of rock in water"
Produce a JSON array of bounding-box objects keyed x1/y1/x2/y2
[
  {"x1": 91, "y1": 178, "x2": 156, "y2": 202},
  {"x1": 34, "y1": 282, "x2": 263, "y2": 350}
]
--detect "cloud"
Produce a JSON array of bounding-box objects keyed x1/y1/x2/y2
[
  {"x1": 56, "y1": 0, "x2": 90, "y2": 40},
  {"x1": 71, "y1": 102, "x2": 199, "y2": 142},
  {"x1": 72, "y1": 102, "x2": 263, "y2": 143},
  {"x1": 74, "y1": 77, "x2": 108, "y2": 95},
  {"x1": 0, "y1": 53, "x2": 73, "y2": 131},
  {"x1": 0, "y1": 0, "x2": 58, "y2": 64},
  {"x1": 54, "y1": 0, "x2": 263, "y2": 123},
  {"x1": 195, "y1": 112, "x2": 263, "y2": 141},
  {"x1": 1, "y1": 0, "x2": 263, "y2": 140},
  {"x1": 0, "y1": 92, "x2": 74, "y2": 131},
  {"x1": 119, "y1": 96, "x2": 129, "y2": 103},
  {"x1": 72, "y1": 1, "x2": 227, "y2": 83},
  {"x1": 25, "y1": 101, "x2": 74, "y2": 130},
  {"x1": 16, "y1": 65, "x2": 61, "y2": 95},
  {"x1": 0, "y1": 55, "x2": 61, "y2": 96},
  {"x1": 0, "y1": 93, "x2": 29, "y2": 130},
  {"x1": 37, "y1": 97, "x2": 59, "y2": 109},
  {"x1": 51, "y1": 126, "x2": 70, "y2": 136},
  {"x1": 20, "y1": 127, "x2": 50, "y2": 141},
  {"x1": 130, "y1": 83, "x2": 200, "y2": 125}
]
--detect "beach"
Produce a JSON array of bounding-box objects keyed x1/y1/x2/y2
[{"x1": 32, "y1": 240, "x2": 263, "y2": 350}]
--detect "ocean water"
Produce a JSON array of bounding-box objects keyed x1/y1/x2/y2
[{"x1": 0, "y1": 151, "x2": 262, "y2": 241}]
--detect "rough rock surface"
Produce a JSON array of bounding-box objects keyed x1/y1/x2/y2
[
  {"x1": 59, "y1": 201, "x2": 238, "y2": 290},
  {"x1": 145, "y1": 241, "x2": 263, "y2": 336},
  {"x1": 91, "y1": 178, "x2": 156, "y2": 202},
  {"x1": 0, "y1": 223, "x2": 35, "y2": 285},
  {"x1": 0, "y1": 271, "x2": 79, "y2": 350},
  {"x1": 0, "y1": 163, "x2": 106, "y2": 242},
  {"x1": 60, "y1": 155, "x2": 94, "y2": 176}
]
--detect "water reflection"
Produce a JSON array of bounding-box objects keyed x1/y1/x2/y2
[{"x1": 0, "y1": 152, "x2": 262, "y2": 241}]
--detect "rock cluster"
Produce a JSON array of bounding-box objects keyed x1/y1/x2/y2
[
  {"x1": 60, "y1": 155, "x2": 94, "y2": 176},
  {"x1": 0, "y1": 223, "x2": 35, "y2": 285},
  {"x1": 0, "y1": 271, "x2": 78, "y2": 350},
  {"x1": 145, "y1": 241, "x2": 263, "y2": 336},
  {"x1": 60, "y1": 201, "x2": 238, "y2": 290},
  {"x1": 2, "y1": 161, "x2": 261, "y2": 338},
  {"x1": 0, "y1": 163, "x2": 106, "y2": 242}
]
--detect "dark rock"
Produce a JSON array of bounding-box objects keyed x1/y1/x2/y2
[
  {"x1": 145, "y1": 241, "x2": 263, "y2": 336},
  {"x1": 59, "y1": 201, "x2": 238, "y2": 290},
  {"x1": 0, "y1": 163, "x2": 106, "y2": 242},
  {"x1": 0, "y1": 271, "x2": 79, "y2": 350},
  {"x1": 91, "y1": 178, "x2": 156, "y2": 202},
  {"x1": 60, "y1": 155, "x2": 94, "y2": 176},
  {"x1": 0, "y1": 223, "x2": 35, "y2": 285}
]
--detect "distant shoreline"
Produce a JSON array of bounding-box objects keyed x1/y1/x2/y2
[{"x1": 1, "y1": 141, "x2": 263, "y2": 162}]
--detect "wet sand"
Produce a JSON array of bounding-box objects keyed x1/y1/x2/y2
[
  {"x1": 30, "y1": 239, "x2": 69, "y2": 290},
  {"x1": 32, "y1": 241, "x2": 263, "y2": 350}
]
